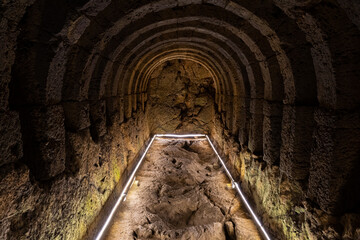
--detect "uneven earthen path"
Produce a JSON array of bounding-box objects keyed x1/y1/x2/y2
[{"x1": 104, "y1": 138, "x2": 262, "y2": 240}]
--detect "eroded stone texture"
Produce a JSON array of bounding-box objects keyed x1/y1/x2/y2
[
  {"x1": 308, "y1": 108, "x2": 360, "y2": 214},
  {"x1": 90, "y1": 100, "x2": 107, "y2": 140},
  {"x1": 0, "y1": 0, "x2": 36, "y2": 111},
  {"x1": 24, "y1": 105, "x2": 66, "y2": 180},
  {"x1": 106, "y1": 96, "x2": 121, "y2": 125},
  {"x1": 237, "y1": 98, "x2": 250, "y2": 146},
  {"x1": 248, "y1": 99, "x2": 263, "y2": 154},
  {"x1": 1, "y1": 110, "x2": 150, "y2": 239},
  {"x1": 212, "y1": 95, "x2": 347, "y2": 238},
  {"x1": 341, "y1": 214, "x2": 360, "y2": 240},
  {"x1": 0, "y1": 111, "x2": 23, "y2": 167},
  {"x1": 211, "y1": 117, "x2": 352, "y2": 240},
  {"x1": 146, "y1": 59, "x2": 215, "y2": 134},
  {"x1": 63, "y1": 101, "x2": 91, "y2": 131},
  {"x1": 0, "y1": 164, "x2": 40, "y2": 240},
  {"x1": 280, "y1": 105, "x2": 314, "y2": 181},
  {"x1": 262, "y1": 101, "x2": 282, "y2": 166},
  {"x1": 104, "y1": 139, "x2": 261, "y2": 240}
]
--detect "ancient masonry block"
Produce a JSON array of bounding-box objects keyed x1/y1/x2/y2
[
  {"x1": 248, "y1": 98, "x2": 263, "y2": 154},
  {"x1": 90, "y1": 100, "x2": 107, "y2": 140},
  {"x1": 27, "y1": 105, "x2": 66, "y2": 180},
  {"x1": 280, "y1": 105, "x2": 314, "y2": 181},
  {"x1": 262, "y1": 101, "x2": 282, "y2": 165},
  {"x1": 308, "y1": 108, "x2": 360, "y2": 214}
]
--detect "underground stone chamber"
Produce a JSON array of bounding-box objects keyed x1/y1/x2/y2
[{"x1": 1, "y1": 0, "x2": 360, "y2": 239}]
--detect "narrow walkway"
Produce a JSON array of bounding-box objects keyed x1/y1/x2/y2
[{"x1": 103, "y1": 138, "x2": 262, "y2": 240}]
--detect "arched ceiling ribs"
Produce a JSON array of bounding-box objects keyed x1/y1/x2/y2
[
  {"x1": 104, "y1": 42, "x2": 226, "y2": 95},
  {"x1": 83, "y1": 0, "x2": 295, "y2": 102},
  {"x1": 15, "y1": 0, "x2": 322, "y2": 112},
  {"x1": 112, "y1": 40, "x2": 233, "y2": 97},
  {"x1": 112, "y1": 45, "x2": 225, "y2": 106},
  {"x1": 117, "y1": 43, "x2": 230, "y2": 107},
  {"x1": 133, "y1": 46, "x2": 230, "y2": 110},
  {"x1": 93, "y1": 18, "x2": 256, "y2": 96},
  {"x1": 139, "y1": 51, "x2": 219, "y2": 93},
  {"x1": 113, "y1": 26, "x2": 256, "y2": 98},
  {"x1": 118, "y1": 32, "x2": 249, "y2": 97},
  {"x1": 114, "y1": 39, "x2": 230, "y2": 99},
  {"x1": 133, "y1": 52, "x2": 220, "y2": 112},
  {"x1": 107, "y1": 31, "x2": 245, "y2": 98},
  {"x1": 223, "y1": 1, "x2": 296, "y2": 103},
  {"x1": 53, "y1": 0, "x2": 321, "y2": 113},
  {"x1": 118, "y1": 39, "x2": 243, "y2": 99}
]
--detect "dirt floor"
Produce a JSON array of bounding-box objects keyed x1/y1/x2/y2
[{"x1": 103, "y1": 138, "x2": 262, "y2": 240}]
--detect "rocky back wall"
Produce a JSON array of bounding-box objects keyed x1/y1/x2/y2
[{"x1": 146, "y1": 59, "x2": 215, "y2": 134}]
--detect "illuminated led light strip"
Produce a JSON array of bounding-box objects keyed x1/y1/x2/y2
[
  {"x1": 205, "y1": 135, "x2": 235, "y2": 183},
  {"x1": 95, "y1": 133, "x2": 271, "y2": 240},
  {"x1": 94, "y1": 135, "x2": 157, "y2": 240},
  {"x1": 156, "y1": 133, "x2": 206, "y2": 138},
  {"x1": 205, "y1": 135, "x2": 272, "y2": 240}
]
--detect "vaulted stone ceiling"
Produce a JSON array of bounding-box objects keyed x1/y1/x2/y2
[{"x1": 1, "y1": 0, "x2": 359, "y2": 239}]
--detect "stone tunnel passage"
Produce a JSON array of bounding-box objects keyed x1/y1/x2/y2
[
  {"x1": 103, "y1": 138, "x2": 262, "y2": 240},
  {"x1": 2, "y1": 1, "x2": 360, "y2": 239}
]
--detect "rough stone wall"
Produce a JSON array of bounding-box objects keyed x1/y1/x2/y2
[
  {"x1": 0, "y1": 0, "x2": 34, "y2": 169},
  {"x1": 0, "y1": 111, "x2": 150, "y2": 239},
  {"x1": 146, "y1": 59, "x2": 215, "y2": 134},
  {"x1": 211, "y1": 115, "x2": 360, "y2": 239},
  {"x1": 0, "y1": 1, "x2": 148, "y2": 239}
]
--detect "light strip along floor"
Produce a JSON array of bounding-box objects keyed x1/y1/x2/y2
[{"x1": 94, "y1": 134, "x2": 272, "y2": 240}]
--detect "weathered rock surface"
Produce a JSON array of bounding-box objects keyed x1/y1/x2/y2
[
  {"x1": 0, "y1": 112, "x2": 150, "y2": 240},
  {"x1": 104, "y1": 139, "x2": 261, "y2": 240},
  {"x1": 0, "y1": 111, "x2": 23, "y2": 166},
  {"x1": 146, "y1": 60, "x2": 215, "y2": 134}
]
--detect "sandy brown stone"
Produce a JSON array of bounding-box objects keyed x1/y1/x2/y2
[
  {"x1": 103, "y1": 139, "x2": 261, "y2": 240},
  {"x1": 146, "y1": 59, "x2": 215, "y2": 134}
]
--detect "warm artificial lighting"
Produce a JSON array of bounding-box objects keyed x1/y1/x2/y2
[
  {"x1": 134, "y1": 180, "x2": 140, "y2": 186},
  {"x1": 94, "y1": 135, "x2": 157, "y2": 240},
  {"x1": 205, "y1": 135, "x2": 235, "y2": 182},
  {"x1": 130, "y1": 177, "x2": 136, "y2": 188},
  {"x1": 156, "y1": 133, "x2": 206, "y2": 138},
  {"x1": 205, "y1": 135, "x2": 272, "y2": 240},
  {"x1": 94, "y1": 134, "x2": 271, "y2": 240}
]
